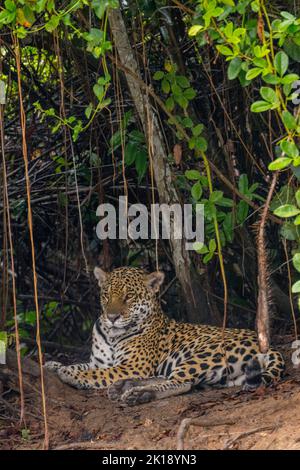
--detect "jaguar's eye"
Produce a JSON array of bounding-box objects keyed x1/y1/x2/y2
[{"x1": 124, "y1": 293, "x2": 133, "y2": 302}]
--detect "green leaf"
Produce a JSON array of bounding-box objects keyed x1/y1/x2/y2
[
  {"x1": 192, "y1": 124, "x2": 204, "y2": 137},
  {"x1": 253, "y1": 57, "x2": 267, "y2": 68},
  {"x1": 262, "y1": 74, "x2": 281, "y2": 85},
  {"x1": 281, "y1": 221, "x2": 300, "y2": 239},
  {"x1": 153, "y1": 70, "x2": 164, "y2": 80},
  {"x1": 210, "y1": 190, "x2": 223, "y2": 203},
  {"x1": 216, "y1": 45, "x2": 234, "y2": 56},
  {"x1": 36, "y1": 0, "x2": 48, "y2": 13},
  {"x1": 274, "y1": 51, "x2": 289, "y2": 76},
  {"x1": 125, "y1": 142, "x2": 137, "y2": 165},
  {"x1": 183, "y1": 87, "x2": 197, "y2": 100},
  {"x1": 274, "y1": 204, "x2": 300, "y2": 218},
  {"x1": 109, "y1": 130, "x2": 121, "y2": 152},
  {"x1": 203, "y1": 252, "x2": 214, "y2": 264},
  {"x1": 129, "y1": 130, "x2": 145, "y2": 143},
  {"x1": 171, "y1": 83, "x2": 182, "y2": 95},
  {"x1": 227, "y1": 57, "x2": 242, "y2": 80},
  {"x1": 135, "y1": 149, "x2": 148, "y2": 181},
  {"x1": 284, "y1": 38, "x2": 300, "y2": 63},
  {"x1": 92, "y1": 0, "x2": 118, "y2": 19},
  {"x1": 209, "y1": 239, "x2": 217, "y2": 252},
  {"x1": 238, "y1": 174, "x2": 248, "y2": 194},
  {"x1": 182, "y1": 117, "x2": 194, "y2": 128},
  {"x1": 250, "y1": 100, "x2": 272, "y2": 112},
  {"x1": 93, "y1": 83, "x2": 104, "y2": 101},
  {"x1": 281, "y1": 73, "x2": 299, "y2": 85},
  {"x1": 216, "y1": 197, "x2": 234, "y2": 207},
  {"x1": 188, "y1": 24, "x2": 204, "y2": 36},
  {"x1": 23, "y1": 5, "x2": 35, "y2": 25},
  {"x1": 194, "y1": 242, "x2": 209, "y2": 254},
  {"x1": 292, "y1": 280, "x2": 300, "y2": 293},
  {"x1": 174, "y1": 94, "x2": 189, "y2": 109},
  {"x1": 296, "y1": 189, "x2": 300, "y2": 207},
  {"x1": 281, "y1": 11, "x2": 295, "y2": 20},
  {"x1": 191, "y1": 136, "x2": 207, "y2": 151},
  {"x1": 195, "y1": 137, "x2": 207, "y2": 152},
  {"x1": 85, "y1": 103, "x2": 93, "y2": 119},
  {"x1": 176, "y1": 76, "x2": 190, "y2": 88},
  {"x1": 237, "y1": 200, "x2": 249, "y2": 224},
  {"x1": 223, "y1": 212, "x2": 234, "y2": 242},
  {"x1": 211, "y1": 7, "x2": 224, "y2": 17},
  {"x1": 191, "y1": 181, "x2": 203, "y2": 200},
  {"x1": 165, "y1": 96, "x2": 175, "y2": 111},
  {"x1": 84, "y1": 28, "x2": 104, "y2": 45},
  {"x1": 220, "y1": 0, "x2": 234, "y2": 5},
  {"x1": 161, "y1": 78, "x2": 170, "y2": 94},
  {"x1": 5, "y1": 0, "x2": 16, "y2": 12},
  {"x1": 45, "y1": 14, "x2": 60, "y2": 32},
  {"x1": 268, "y1": 157, "x2": 292, "y2": 171},
  {"x1": 185, "y1": 169, "x2": 201, "y2": 180},
  {"x1": 282, "y1": 110, "x2": 297, "y2": 130},
  {"x1": 281, "y1": 140, "x2": 299, "y2": 158},
  {"x1": 260, "y1": 86, "x2": 278, "y2": 103},
  {"x1": 245, "y1": 68, "x2": 262, "y2": 80}
]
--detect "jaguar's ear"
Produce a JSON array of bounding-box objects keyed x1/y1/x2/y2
[
  {"x1": 145, "y1": 271, "x2": 165, "y2": 294},
  {"x1": 94, "y1": 267, "x2": 108, "y2": 287}
]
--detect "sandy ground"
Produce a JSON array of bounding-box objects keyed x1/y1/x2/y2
[{"x1": 1, "y1": 341, "x2": 300, "y2": 450}]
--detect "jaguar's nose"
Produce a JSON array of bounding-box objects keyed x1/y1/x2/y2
[{"x1": 107, "y1": 313, "x2": 121, "y2": 324}]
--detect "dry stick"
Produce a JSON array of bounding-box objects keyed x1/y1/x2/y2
[
  {"x1": 256, "y1": 171, "x2": 278, "y2": 353},
  {"x1": 54, "y1": 441, "x2": 112, "y2": 450},
  {"x1": 177, "y1": 417, "x2": 236, "y2": 450},
  {"x1": 223, "y1": 425, "x2": 276, "y2": 450},
  {"x1": 171, "y1": 0, "x2": 195, "y2": 15},
  {"x1": 107, "y1": 53, "x2": 282, "y2": 226},
  {"x1": 0, "y1": 88, "x2": 25, "y2": 424},
  {"x1": 13, "y1": 35, "x2": 49, "y2": 450}
]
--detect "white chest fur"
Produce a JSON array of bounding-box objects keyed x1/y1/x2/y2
[{"x1": 90, "y1": 321, "x2": 115, "y2": 368}]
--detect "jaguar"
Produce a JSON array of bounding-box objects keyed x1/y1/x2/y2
[{"x1": 45, "y1": 266, "x2": 285, "y2": 406}]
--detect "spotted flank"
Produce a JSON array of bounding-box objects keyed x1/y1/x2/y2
[{"x1": 45, "y1": 267, "x2": 285, "y2": 406}]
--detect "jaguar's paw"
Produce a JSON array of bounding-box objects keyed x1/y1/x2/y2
[{"x1": 121, "y1": 386, "x2": 155, "y2": 406}]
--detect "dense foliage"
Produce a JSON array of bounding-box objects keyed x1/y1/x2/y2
[{"x1": 0, "y1": 0, "x2": 300, "y2": 351}]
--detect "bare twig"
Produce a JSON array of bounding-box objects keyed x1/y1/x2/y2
[
  {"x1": 223, "y1": 425, "x2": 276, "y2": 450},
  {"x1": 54, "y1": 441, "x2": 109, "y2": 450},
  {"x1": 177, "y1": 417, "x2": 236, "y2": 450},
  {"x1": 256, "y1": 172, "x2": 278, "y2": 353}
]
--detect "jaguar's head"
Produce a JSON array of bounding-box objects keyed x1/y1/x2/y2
[{"x1": 94, "y1": 266, "x2": 164, "y2": 333}]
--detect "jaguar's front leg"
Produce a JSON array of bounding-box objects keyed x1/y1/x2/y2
[
  {"x1": 119, "y1": 377, "x2": 192, "y2": 406},
  {"x1": 44, "y1": 361, "x2": 63, "y2": 372},
  {"x1": 44, "y1": 361, "x2": 93, "y2": 389},
  {"x1": 48, "y1": 363, "x2": 149, "y2": 390}
]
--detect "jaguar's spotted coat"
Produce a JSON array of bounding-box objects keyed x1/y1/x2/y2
[{"x1": 45, "y1": 267, "x2": 285, "y2": 406}]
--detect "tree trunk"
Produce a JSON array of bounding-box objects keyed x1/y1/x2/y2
[{"x1": 108, "y1": 8, "x2": 210, "y2": 323}]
